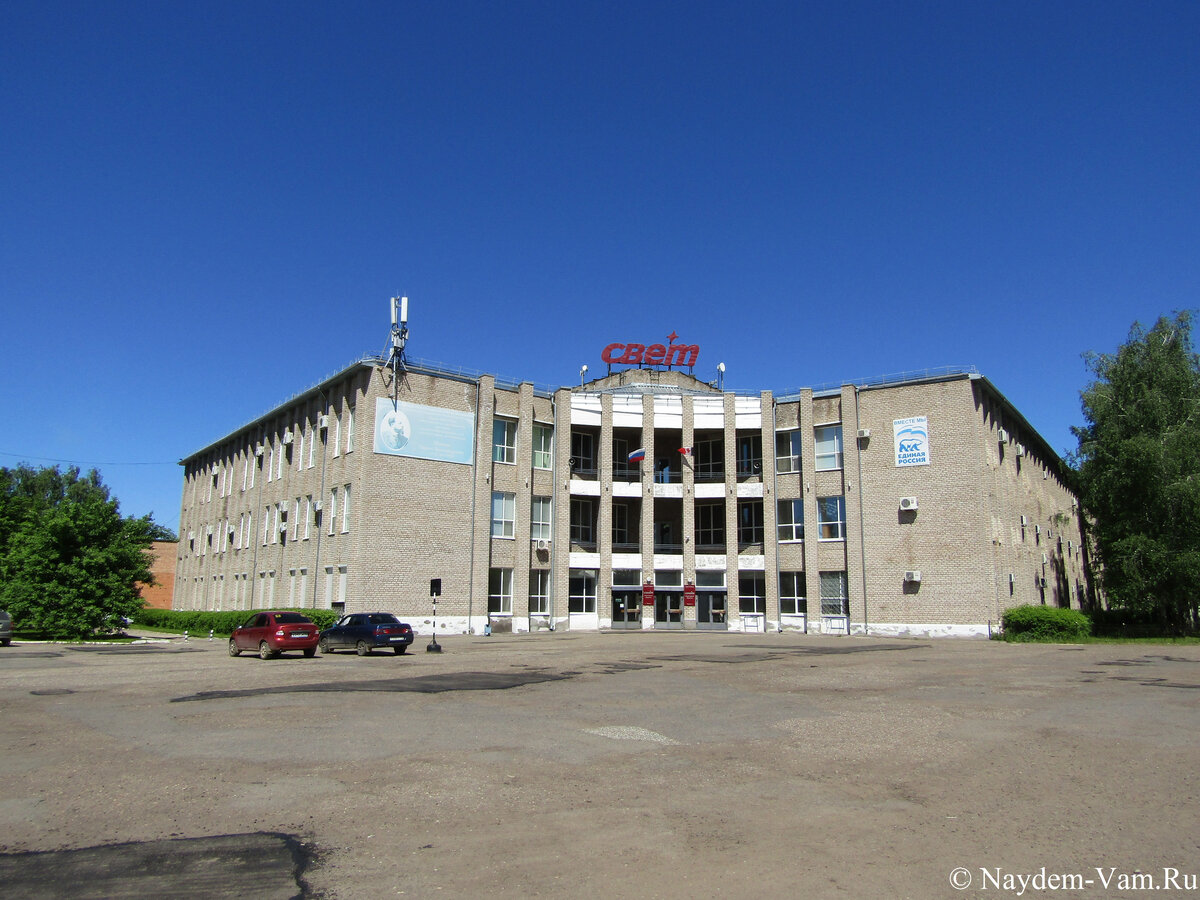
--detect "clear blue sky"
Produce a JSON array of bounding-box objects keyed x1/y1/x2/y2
[{"x1": 3, "y1": 1, "x2": 1197, "y2": 535}]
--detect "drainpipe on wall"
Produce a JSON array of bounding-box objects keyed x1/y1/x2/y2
[
  {"x1": 548, "y1": 395, "x2": 558, "y2": 632},
  {"x1": 466, "y1": 377, "x2": 481, "y2": 633},
  {"x1": 249, "y1": 437, "x2": 265, "y2": 609},
  {"x1": 311, "y1": 387, "x2": 329, "y2": 610},
  {"x1": 854, "y1": 385, "x2": 869, "y2": 635},
  {"x1": 772, "y1": 398, "x2": 782, "y2": 633}
]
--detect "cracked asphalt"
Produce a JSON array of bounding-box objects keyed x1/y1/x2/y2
[{"x1": 0, "y1": 631, "x2": 1197, "y2": 898}]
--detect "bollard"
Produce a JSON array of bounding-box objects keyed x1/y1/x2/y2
[
  {"x1": 209, "y1": 629, "x2": 214, "y2": 641},
  {"x1": 183, "y1": 630, "x2": 189, "y2": 641}
]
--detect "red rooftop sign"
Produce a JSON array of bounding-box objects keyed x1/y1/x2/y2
[{"x1": 602, "y1": 332, "x2": 700, "y2": 369}]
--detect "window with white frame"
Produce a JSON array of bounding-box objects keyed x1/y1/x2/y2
[
  {"x1": 297, "y1": 429, "x2": 305, "y2": 471},
  {"x1": 488, "y1": 568, "x2": 514, "y2": 615},
  {"x1": 308, "y1": 422, "x2": 317, "y2": 468},
  {"x1": 814, "y1": 424, "x2": 843, "y2": 471},
  {"x1": 267, "y1": 445, "x2": 274, "y2": 482},
  {"x1": 333, "y1": 410, "x2": 341, "y2": 457},
  {"x1": 328, "y1": 487, "x2": 338, "y2": 536},
  {"x1": 568, "y1": 569, "x2": 597, "y2": 613},
  {"x1": 530, "y1": 496, "x2": 552, "y2": 541},
  {"x1": 303, "y1": 495, "x2": 312, "y2": 540},
  {"x1": 820, "y1": 571, "x2": 847, "y2": 616},
  {"x1": 491, "y1": 492, "x2": 516, "y2": 538},
  {"x1": 341, "y1": 483, "x2": 351, "y2": 533},
  {"x1": 346, "y1": 403, "x2": 355, "y2": 453},
  {"x1": 529, "y1": 570, "x2": 550, "y2": 615},
  {"x1": 775, "y1": 430, "x2": 803, "y2": 474},
  {"x1": 493, "y1": 418, "x2": 517, "y2": 464},
  {"x1": 777, "y1": 498, "x2": 804, "y2": 542},
  {"x1": 292, "y1": 498, "x2": 300, "y2": 541},
  {"x1": 780, "y1": 571, "x2": 807, "y2": 615},
  {"x1": 738, "y1": 572, "x2": 765, "y2": 614},
  {"x1": 277, "y1": 436, "x2": 286, "y2": 479},
  {"x1": 532, "y1": 423, "x2": 553, "y2": 469},
  {"x1": 818, "y1": 496, "x2": 846, "y2": 540}
]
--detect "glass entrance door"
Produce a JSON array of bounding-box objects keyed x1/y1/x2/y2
[
  {"x1": 610, "y1": 591, "x2": 643, "y2": 630},
  {"x1": 654, "y1": 592, "x2": 683, "y2": 629},
  {"x1": 696, "y1": 591, "x2": 728, "y2": 630}
]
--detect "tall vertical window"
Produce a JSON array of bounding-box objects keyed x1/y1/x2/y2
[
  {"x1": 267, "y1": 446, "x2": 274, "y2": 482},
  {"x1": 293, "y1": 498, "x2": 301, "y2": 541},
  {"x1": 570, "y1": 498, "x2": 595, "y2": 544},
  {"x1": 277, "y1": 437, "x2": 286, "y2": 479},
  {"x1": 333, "y1": 411, "x2": 341, "y2": 457},
  {"x1": 529, "y1": 570, "x2": 550, "y2": 615},
  {"x1": 308, "y1": 422, "x2": 317, "y2": 468},
  {"x1": 329, "y1": 487, "x2": 338, "y2": 536},
  {"x1": 345, "y1": 404, "x2": 355, "y2": 453},
  {"x1": 818, "y1": 496, "x2": 846, "y2": 540},
  {"x1": 493, "y1": 418, "x2": 517, "y2": 464},
  {"x1": 780, "y1": 572, "x2": 807, "y2": 615},
  {"x1": 695, "y1": 436, "x2": 724, "y2": 480},
  {"x1": 530, "y1": 496, "x2": 552, "y2": 541},
  {"x1": 775, "y1": 430, "x2": 803, "y2": 473},
  {"x1": 611, "y1": 503, "x2": 631, "y2": 547},
  {"x1": 488, "y1": 568, "x2": 514, "y2": 614},
  {"x1": 532, "y1": 423, "x2": 553, "y2": 469},
  {"x1": 738, "y1": 572, "x2": 766, "y2": 614},
  {"x1": 736, "y1": 433, "x2": 763, "y2": 477},
  {"x1": 341, "y1": 484, "x2": 352, "y2": 533},
  {"x1": 271, "y1": 503, "x2": 280, "y2": 544},
  {"x1": 243, "y1": 457, "x2": 250, "y2": 492},
  {"x1": 737, "y1": 499, "x2": 764, "y2": 544},
  {"x1": 303, "y1": 496, "x2": 312, "y2": 540},
  {"x1": 820, "y1": 571, "x2": 847, "y2": 616},
  {"x1": 814, "y1": 424, "x2": 843, "y2": 471},
  {"x1": 568, "y1": 569, "x2": 597, "y2": 613},
  {"x1": 297, "y1": 429, "x2": 305, "y2": 471},
  {"x1": 777, "y1": 499, "x2": 805, "y2": 542},
  {"x1": 695, "y1": 502, "x2": 725, "y2": 547},
  {"x1": 491, "y1": 492, "x2": 516, "y2": 538},
  {"x1": 570, "y1": 431, "x2": 596, "y2": 474}
]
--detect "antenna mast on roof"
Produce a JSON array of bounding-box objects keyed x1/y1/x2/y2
[{"x1": 386, "y1": 295, "x2": 409, "y2": 404}]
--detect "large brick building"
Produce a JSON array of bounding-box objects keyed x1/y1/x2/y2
[{"x1": 175, "y1": 350, "x2": 1089, "y2": 638}]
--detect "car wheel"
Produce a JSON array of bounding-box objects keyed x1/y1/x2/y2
[
  {"x1": 303, "y1": 647, "x2": 316, "y2": 658},
  {"x1": 228, "y1": 639, "x2": 240, "y2": 657},
  {"x1": 1, "y1": 638, "x2": 10, "y2": 647},
  {"x1": 393, "y1": 646, "x2": 407, "y2": 655},
  {"x1": 259, "y1": 641, "x2": 274, "y2": 660},
  {"x1": 356, "y1": 640, "x2": 370, "y2": 656},
  {"x1": 318, "y1": 637, "x2": 332, "y2": 654}
]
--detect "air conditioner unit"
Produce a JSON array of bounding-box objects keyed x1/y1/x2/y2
[
  {"x1": 899, "y1": 496, "x2": 918, "y2": 511},
  {"x1": 282, "y1": 430, "x2": 294, "y2": 445},
  {"x1": 279, "y1": 521, "x2": 288, "y2": 532},
  {"x1": 1020, "y1": 515, "x2": 1027, "y2": 526},
  {"x1": 312, "y1": 501, "x2": 322, "y2": 512},
  {"x1": 1016, "y1": 445, "x2": 1026, "y2": 457},
  {"x1": 254, "y1": 445, "x2": 265, "y2": 457},
  {"x1": 903, "y1": 570, "x2": 922, "y2": 583},
  {"x1": 998, "y1": 428, "x2": 1008, "y2": 442},
  {"x1": 1042, "y1": 552, "x2": 1048, "y2": 565},
  {"x1": 857, "y1": 428, "x2": 870, "y2": 439},
  {"x1": 535, "y1": 539, "x2": 551, "y2": 552},
  {"x1": 319, "y1": 415, "x2": 329, "y2": 429}
]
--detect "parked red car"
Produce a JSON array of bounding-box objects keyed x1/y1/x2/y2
[{"x1": 229, "y1": 611, "x2": 320, "y2": 659}]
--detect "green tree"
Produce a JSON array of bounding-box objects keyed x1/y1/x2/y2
[
  {"x1": 0, "y1": 465, "x2": 160, "y2": 638},
  {"x1": 1072, "y1": 312, "x2": 1200, "y2": 633}
]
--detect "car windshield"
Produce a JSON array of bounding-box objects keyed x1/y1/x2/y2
[
  {"x1": 367, "y1": 614, "x2": 399, "y2": 624},
  {"x1": 274, "y1": 613, "x2": 311, "y2": 624}
]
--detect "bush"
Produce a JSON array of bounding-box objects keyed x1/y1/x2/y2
[
  {"x1": 131, "y1": 608, "x2": 338, "y2": 637},
  {"x1": 1001, "y1": 604, "x2": 1092, "y2": 642}
]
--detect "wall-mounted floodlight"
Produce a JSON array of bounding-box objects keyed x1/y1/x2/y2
[
  {"x1": 717, "y1": 361, "x2": 726, "y2": 390},
  {"x1": 580, "y1": 364, "x2": 588, "y2": 387}
]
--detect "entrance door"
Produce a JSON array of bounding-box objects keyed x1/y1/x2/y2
[
  {"x1": 654, "y1": 592, "x2": 683, "y2": 629},
  {"x1": 696, "y1": 592, "x2": 728, "y2": 630},
  {"x1": 610, "y1": 591, "x2": 643, "y2": 630}
]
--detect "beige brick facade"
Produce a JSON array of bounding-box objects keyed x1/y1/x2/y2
[{"x1": 176, "y1": 362, "x2": 1089, "y2": 638}]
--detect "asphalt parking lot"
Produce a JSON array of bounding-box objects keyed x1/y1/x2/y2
[{"x1": 0, "y1": 631, "x2": 1197, "y2": 899}]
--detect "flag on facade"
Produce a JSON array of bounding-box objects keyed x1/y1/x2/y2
[
  {"x1": 628, "y1": 448, "x2": 646, "y2": 462},
  {"x1": 678, "y1": 447, "x2": 692, "y2": 456}
]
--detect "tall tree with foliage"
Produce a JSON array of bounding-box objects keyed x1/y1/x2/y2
[
  {"x1": 1073, "y1": 312, "x2": 1200, "y2": 633},
  {"x1": 0, "y1": 465, "x2": 162, "y2": 638}
]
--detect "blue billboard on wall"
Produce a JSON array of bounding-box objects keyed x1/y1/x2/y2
[{"x1": 373, "y1": 398, "x2": 475, "y2": 465}]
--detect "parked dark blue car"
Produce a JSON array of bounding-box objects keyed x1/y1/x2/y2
[{"x1": 318, "y1": 613, "x2": 414, "y2": 656}]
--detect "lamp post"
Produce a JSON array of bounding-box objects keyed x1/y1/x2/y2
[{"x1": 428, "y1": 578, "x2": 442, "y2": 653}]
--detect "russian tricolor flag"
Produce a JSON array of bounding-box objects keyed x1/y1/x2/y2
[{"x1": 628, "y1": 448, "x2": 646, "y2": 463}]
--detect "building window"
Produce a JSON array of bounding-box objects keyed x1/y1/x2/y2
[
  {"x1": 569, "y1": 569, "x2": 597, "y2": 613},
  {"x1": 332, "y1": 410, "x2": 341, "y2": 457},
  {"x1": 488, "y1": 568, "x2": 514, "y2": 615},
  {"x1": 775, "y1": 430, "x2": 802, "y2": 474},
  {"x1": 292, "y1": 497, "x2": 301, "y2": 541},
  {"x1": 814, "y1": 424, "x2": 843, "y2": 471},
  {"x1": 266, "y1": 445, "x2": 274, "y2": 482},
  {"x1": 491, "y1": 492, "x2": 516, "y2": 539},
  {"x1": 570, "y1": 431, "x2": 596, "y2": 474},
  {"x1": 341, "y1": 483, "x2": 351, "y2": 533},
  {"x1": 308, "y1": 422, "x2": 317, "y2": 468},
  {"x1": 612, "y1": 502, "x2": 631, "y2": 547},
  {"x1": 818, "y1": 496, "x2": 846, "y2": 540},
  {"x1": 328, "y1": 487, "x2": 338, "y2": 536},
  {"x1": 820, "y1": 571, "x2": 847, "y2": 616},
  {"x1": 345, "y1": 403, "x2": 355, "y2": 454},
  {"x1": 738, "y1": 572, "x2": 765, "y2": 614},
  {"x1": 529, "y1": 570, "x2": 550, "y2": 615},
  {"x1": 695, "y1": 502, "x2": 725, "y2": 547},
  {"x1": 296, "y1": 429, "x2": 305, "y2": 471},
  {"x1": 736, "y1": 433, "x2": 762, "y2": 477},
  {"x1": 737, "y1": 499, "x2": 764, "y2": 545},
  {"x1": 570, "y1": 498, "x2": 595, "y2": 544},
  {"x1": 780, "y1": 571, "x2": 807, "y2": 615},
  {"x1": 303, "y1": 495, "x2": 311, "y2": 540},
  {"x1": 777, "y1": 499, "x2": 804, "y2": 542},
  {"x1": 694, "y1": 436, "x2": 724, "y2": 480},
  {"x1": 493, "y1": 418, "x2": 517, "y2": 464},
  {"x1": 532, "y1": 423, "x2": 553, "y2": 470},
  {"x1": 530, "y1": 496, "x2": 552, "y2": 541}
]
